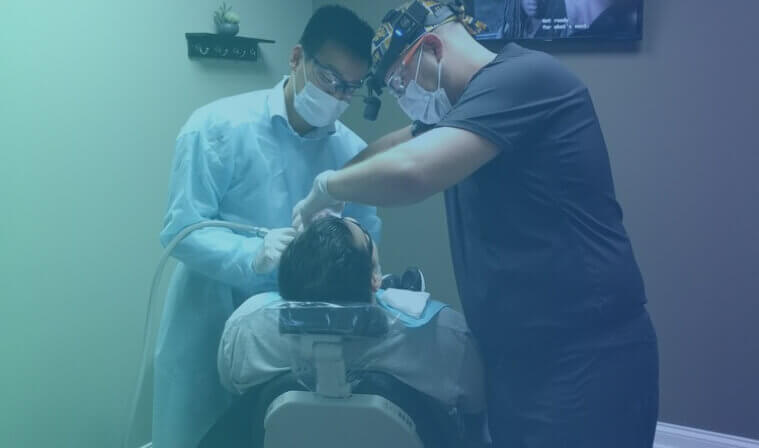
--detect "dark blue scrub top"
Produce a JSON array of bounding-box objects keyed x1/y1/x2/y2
[{"x1": 437, "y1": 43, "x2": 647, "y2": 353}]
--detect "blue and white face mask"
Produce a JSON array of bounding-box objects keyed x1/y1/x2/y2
[
  {"x1": 294, "y1": 62, "x2": 350, "y2": 128},
  {"x1": 397, "y1": 46, "x2": 452, "y2": 124}
]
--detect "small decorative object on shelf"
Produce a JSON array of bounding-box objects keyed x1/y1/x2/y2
[
  {"x1": 214, "y1": 2, "x2": 240, "y2": 36},
  {"x1": 186, "y1": 3, "x2": 274, "y2": 62}
]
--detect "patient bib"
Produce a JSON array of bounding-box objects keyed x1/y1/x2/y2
[{"x1": 376, "y1": 289, "x2": 448, "y2": 328}]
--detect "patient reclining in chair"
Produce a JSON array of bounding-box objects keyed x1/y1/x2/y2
[{"x1": 217, "y1": 216, "x2": 487, "y2": 435}]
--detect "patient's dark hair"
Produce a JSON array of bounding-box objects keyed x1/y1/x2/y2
[{"x1": 279, "y1": 217, "x2": 374, "y2": 303}]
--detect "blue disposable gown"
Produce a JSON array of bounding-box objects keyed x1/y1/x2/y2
[{"x1": 153, "y1": 78, "x2": 381, "y2": 448}]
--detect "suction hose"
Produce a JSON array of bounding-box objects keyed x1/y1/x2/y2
[{"x1": 122, "y1": 221, "x2": 268, "y2": 448}]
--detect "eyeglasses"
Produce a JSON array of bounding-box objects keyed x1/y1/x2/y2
[
  {"x1": 384, "y1": 36, "x2": 426, "y2": 98},
  {"x1": 343, "y1": 217, "x2": 374, "y2": 258},
  {"x1": 307, "y1": 54, "x2": 364, "y2": 97}
]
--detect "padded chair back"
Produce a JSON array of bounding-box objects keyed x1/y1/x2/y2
[{"x1": 251, "y1": 371, "x2": 464, "y2": 448}]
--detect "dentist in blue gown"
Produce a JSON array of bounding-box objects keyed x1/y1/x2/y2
[{"x1": 154, "y1": 6, "x2": 380, "y2": 447}]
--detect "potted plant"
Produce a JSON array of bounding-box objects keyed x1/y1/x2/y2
[{"x1": 214, "y1": 3, "x2": 240, "y2": 36}]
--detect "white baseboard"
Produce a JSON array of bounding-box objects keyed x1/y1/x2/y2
[
  {"x1": 655, "y1": 422, "x2": 759, "y2": 448},
  {"x1": 135, "y1": 422, "x2": 758, "y2": 448}
]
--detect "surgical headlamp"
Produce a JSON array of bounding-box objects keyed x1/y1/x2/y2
[{"x1": 363, "y1": 1, "x2": 461, "y2": 121}]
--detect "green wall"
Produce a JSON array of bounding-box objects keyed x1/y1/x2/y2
[{"x1": 0, "y1": 1, "x2": 310, "y2": 446}]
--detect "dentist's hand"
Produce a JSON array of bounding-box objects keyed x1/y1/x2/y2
[
  {"x1": 292, "y1": 170, "x2": 345, "y2": 231},
  {"x1": 252, "y1": 227, "x2": 297, "y2": 274}
]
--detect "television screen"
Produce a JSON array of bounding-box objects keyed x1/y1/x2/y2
[{"x1": 465, "y1": 0, "x2": 643, "y2": 41}]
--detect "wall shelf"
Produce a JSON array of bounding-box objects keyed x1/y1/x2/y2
[{"x1": 185, "y1": 33, "x2": 275, "y2": 62}]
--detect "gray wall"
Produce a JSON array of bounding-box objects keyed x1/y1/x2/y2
[
  {"x1": 0, "y1": 1, "x2": 311, "y2": 446},
  {"x1": 316, "y1": 0, "x2": 759, "y2": 440}
]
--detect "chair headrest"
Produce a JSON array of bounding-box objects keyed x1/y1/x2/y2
[{"x1": 278, "y1": 303, "x2": 389, "y2": 338}]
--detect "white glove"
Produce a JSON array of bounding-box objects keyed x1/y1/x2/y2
[
  {"x1": 291, "y1": 170, "x2": 345, "y2": 231},
  {"x1": 252, "y1": 227, "x2": 297, "y2": 274}
]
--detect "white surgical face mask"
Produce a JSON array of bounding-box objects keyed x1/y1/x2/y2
[
  {"x1": 397, "y1": 47, "x2": 452, "y2": 124},
  {"x1": 293, "y1": 61, "x2": 349, "y2": 128}
]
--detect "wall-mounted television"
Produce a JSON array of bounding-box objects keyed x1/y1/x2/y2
[{"x1": 465, "y1": 0, "x2": 643, "y2": 41}]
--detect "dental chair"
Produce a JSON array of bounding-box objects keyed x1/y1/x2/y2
[{"x1": 248, "y1": 303, "x2": 467, "y2": 448}]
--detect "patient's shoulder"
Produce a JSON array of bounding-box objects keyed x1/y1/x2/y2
[
  {"x1": 226, "y1": 292, "x2": 283, "y2": 327},
  {"x1": 432, "y1": 306, "x2": 472, "y2": 334}
]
